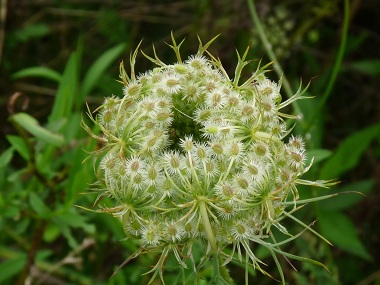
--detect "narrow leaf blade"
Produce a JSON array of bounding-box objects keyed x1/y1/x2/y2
[
  {"x1": 11, "y1": 67, "x2": 62, "y2": 82},
  {"x1": 49, "y1": 51, "x2": 79, "y2": 123},
  {"x1": 319, "y1": 211, "x2": 372, "y2": 260},
  {"x1": 11, "y1": 113, "x2": 64, "y2": 147},
  {"x1": 81, "y1": 42, "x2": 127, "y2": 99},
  {"x1": 29, "y1": 192, "x2": 52, "y2": 218},
  {"x1": 0, "y1": 254, "x2": 27, "y2": 283},
  {"x1": 320, "y1": 123, "x2": 380, "y2": 179},
  {"x1": 6, "y1": 135, "x2": 30, "y2": 160}
]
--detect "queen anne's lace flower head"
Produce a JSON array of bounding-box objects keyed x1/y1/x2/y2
[{"x1": 83, "y1": 34, "x2": 334, "y2": 284}]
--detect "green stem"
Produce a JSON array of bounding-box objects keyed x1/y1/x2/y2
[
  {"x1": 247, "y1": 0, "x2": 301, "y2": 116},
  {"x1": 211, "y1": 253, "x2": 232, "y2": 285},
  {"x1": 199, "y1": 199, "x2": 217, "y2": 251},
  {"x1": 305, "y1": 0, "x2": 350, "y2": 133},
  {"x1": 199, "y1": 199, "x2": 232, "y2": 284}
]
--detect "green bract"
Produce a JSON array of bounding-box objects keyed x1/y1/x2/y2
[{"x1": 83, "y1": 35, "x2": 333, "y2": 284}]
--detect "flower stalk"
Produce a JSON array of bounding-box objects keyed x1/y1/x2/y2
[{"x1": 199, "y1": 199, "x2": 217, "y2": 252}]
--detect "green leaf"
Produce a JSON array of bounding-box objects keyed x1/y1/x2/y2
[
  {"x1": 29, "y1": 192, "x2": 51, "y2": 218},
  {"x1": 80, "y1": 42, "x2": 127, "y2": 99},
  {"x1": 0, "y1": 147, "x2": 14, "y2": 167},
  {"x1": 36, "y1": 249, "x2": 53, "y2": 262},
  {"x1": 63, "y1": 112, "x2": 81, "y2": 141},
  {"x1": 13, "y1": 23, "x2": 50, "y2": 42},
  {"x1": 49, "y1": 50, "x2": 79, "y2": 123},
  {"x1": 41, "y1": 41, "x2": 82, "y2": 167},
  {"x1": 10, "y1": 113, "x2": 65, "y2": 147},
  {"x1": 297, "y1": 96, "x2": 324, "y2": 148},
  {"x1": 6, "y1": 135, "x2": 29, "y2": 160},
  {"x1": 0, "y1": 253, "x2": 27, "y2": 283},
  {"x1": 306, "y1": 148, "x2": 332, "y2": 166},
  {"x1": 52, "y1": 216, "x2": 78, "y2": 248},
  {"x1": 3, "y1": 206, "x2": 21, "y2": 219},
  {"x1": 349, "y1": 59, "x2": 380, "y2": 76},
  {"x1": 8, "y1": 168, "x2": 28, "y2": 183},
  {"x1": 44, "y1": 117, "x2": 67, "y2": 133},
  {"x1": 65, "y1": 145, "x2": 95, "y2": 203},
  {"x1": 319, "y1": 211, "x2": 372, "y2": 260},
  {"x1": 43, "y1": 222, "x2": 62, "y2": 242},
  {"x1": 320, "y1": 123, "x2": 380, "y2": 179},
  {"x1": 11, "y1": 66, "x2": 62, "y2": 82},
  {"x1": 319, "y1": 179, "x2": 375, "y2": 211},
  {"x1": 56, "y1": 209, "x2": 95, "y2": 234}
]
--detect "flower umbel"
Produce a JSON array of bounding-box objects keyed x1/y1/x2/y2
[{"x1": 83, "y1": 34, "x2": 333, "y2": 284}]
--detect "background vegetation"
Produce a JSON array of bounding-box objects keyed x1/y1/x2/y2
[{"x1": 0, "y1": 0, "x2": 379, "y2": 284}]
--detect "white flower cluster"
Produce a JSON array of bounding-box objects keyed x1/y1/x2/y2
[{"x1": 84, "y1": 37, "x2": 330, "y2": 283}]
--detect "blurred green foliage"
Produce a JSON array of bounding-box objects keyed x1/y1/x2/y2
[{"x1": 0, "y1": 0, "x2": 379, "y2": 284}]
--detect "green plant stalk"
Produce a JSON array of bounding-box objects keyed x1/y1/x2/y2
[
  {"x1": 305, "y1": 0, "x2": 350, "y2": 133},
  {"x1": 16, "y1": 219, "x2": 47, "y2": 285},
  {"x1": 199, "y1": 200, "x2": 231, "y2": 284},
  {"x1": 307, "y1": 0, "x2": 350, "y2": 203},
  {"x1": 247, "y1": 0, "x2": 301, "y2": 116},
  {"x1": 212, "y1": 253, "x2": 232, "y2": 285},
  {"x1": 199, "y1": 200, "x2": 217, "y2": 251}
]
